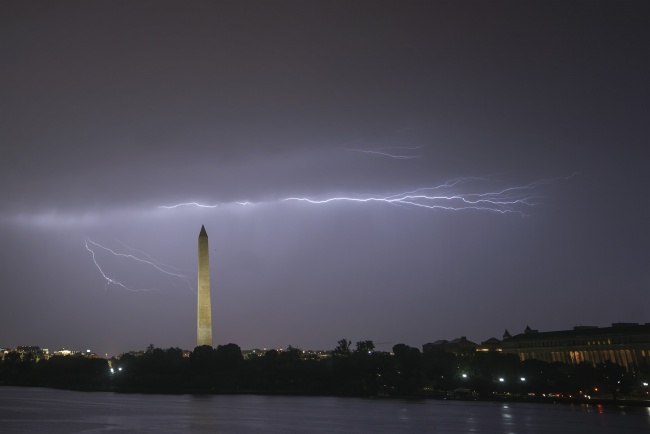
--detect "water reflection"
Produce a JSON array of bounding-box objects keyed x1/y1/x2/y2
[
  {"x1": 500, "y1": 404, "x2": 516, "y2": 434},
  {"x1": 1, "y1": 387, "x2": 649, "y2": 434},
  {"x1": 465, "y1": 413, "x2": 479, "y2": 433}
]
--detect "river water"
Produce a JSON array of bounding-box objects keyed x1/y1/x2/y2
[{"x1": 1, "y1": 386, "x2": 649, "y2": 433}]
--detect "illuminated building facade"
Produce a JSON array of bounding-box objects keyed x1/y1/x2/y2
[
  {"x1": 197, "y1": 225, "x2": 213, "y2": 347},
  {"x1": 501, "y1": 323, "x2": 650, "y2": 370}
]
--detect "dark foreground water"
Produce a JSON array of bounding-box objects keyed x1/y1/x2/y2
[{"x1": 1, "y1": 387, "x2": 649, "y2": 433}]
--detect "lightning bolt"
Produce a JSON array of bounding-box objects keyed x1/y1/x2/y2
[
  {"x1": 85, "y1": 239, "x2": 155, "y2": 292},
  {"x1": 158, "y1": 201, "x2": 255, "y2": 209},
  {"x1": 85, "y1": 239, "x2": 195, "y2": 293},
  {"x1": 115, "y1": 239, "x2": 193, "y2": 274},
  {"x1": 283, "y1": 175, "x2": 576, "y2": 216},
  {"x1": 158, "y1": 202, "x2": 219, "y2": 209},
  {"x1": 157, "y1": 174, "x2": 577, "y2": 216},
  {"x1": 345, "y1": 146, "x2": 424, "y2": 159}
]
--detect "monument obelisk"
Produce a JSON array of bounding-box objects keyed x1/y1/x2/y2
[{"x1": 197, "y1": 225, "x2": 213, "y2": 347}]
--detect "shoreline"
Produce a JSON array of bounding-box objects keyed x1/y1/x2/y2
[{"x1": 2, "y1": 383, "x2": 649, "y2": 408}]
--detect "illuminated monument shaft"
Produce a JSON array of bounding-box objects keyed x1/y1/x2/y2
[{"x1": 197, "y1": 225, "x2": 213, "y2": 347}]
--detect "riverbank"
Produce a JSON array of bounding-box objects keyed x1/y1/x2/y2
[{"x1": 3, "y1": 382, "x2": 649, "y2": 408}]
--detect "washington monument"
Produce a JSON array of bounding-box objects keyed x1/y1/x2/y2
[{"x1": 197, "y1": 225, "x2": 213, "y2": 347}]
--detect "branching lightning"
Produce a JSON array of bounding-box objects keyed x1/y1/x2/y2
[
  {"x1": 157, "y1": 174, "x2": 577, "y2": 216},
  {"x1": 115, "y1": 239, "x2": 193, "y2": 274},
  {"x1": 282, "y1": 175, "x2": 575, "y2": 216},
  {"x1": 85, "y1": 239, "x2": 154, "y2": 292},
  {"x1": 87, "y1": 175, "x2": 576, "y2": 289},
  {"x1": 85, "y1": 239, "x2": 195, "y2": 293},
  {"x1": 345, "y1": 146, "x2": 424, "y2": 159}
]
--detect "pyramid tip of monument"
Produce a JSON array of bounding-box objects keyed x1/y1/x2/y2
[{"x1": 199, "y1": 225, "x2": 208, "y2": 237}]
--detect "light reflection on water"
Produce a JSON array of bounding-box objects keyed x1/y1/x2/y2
[{"x1": 0, "y1": 387, "x2": 649, "y2": 433}]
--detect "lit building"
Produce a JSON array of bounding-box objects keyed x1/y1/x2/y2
[
  {"x1": 501, "y1": 323, "x2": 650, "y2": 370},
  {"x1": 53, "y1": 348, "x2": 80, "y2": 357}
]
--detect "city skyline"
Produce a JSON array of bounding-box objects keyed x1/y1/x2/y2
[
  {"x1": 0, "y1": 1, "x2": 648, "y2": 357},
  {"x1": 4, "y1": 320, "x2": 649, "y2": 366}
]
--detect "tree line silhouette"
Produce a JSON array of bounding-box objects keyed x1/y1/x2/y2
[{"x1": 1, "y1": 339, "x2": 647, "y2": 400}]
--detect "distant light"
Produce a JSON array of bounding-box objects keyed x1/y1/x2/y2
[
  {"x1": 118, "y1": 367, "x2": 122, "y2": 371},
  {"x1": 499, "y1": 378, "x2": 505, "y2": 382},
  {"x1": 643, "y1": 382, "x2": 649, "y2": 387},
  {"x1": 520, "y1": 377, "x2": 526, "y2": 382},
  {"x1": 368, "y1": 351, "x2": 371, "y2": 354},
  {"x1": 462, "y1": 374, "x2": 467, "y2": 378},
  {"x1": 110, "y1": 368, "x2": 114, "y2": 374},
  {"x1": 86, "y1": 349, "x2": 91, "y2": 353}
]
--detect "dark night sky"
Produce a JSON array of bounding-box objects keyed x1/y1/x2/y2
[{"x1": 0, "y1": 1, "x2": 648, "y2": 356}]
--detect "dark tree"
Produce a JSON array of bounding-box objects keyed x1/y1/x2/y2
[
  {"x1": 190, "y1": 345, "x2": 215, "y2": 374},
  {"x1": 215, "y1": 343, "x2": 244, "y2": 369},
  {"x1": 355, "y1": 340, "x2": 375, "y2": 355},
  {"x1": 332, "y1": 339, "x2": 352, "y2": 358},
  {"x1": 391, "y1": 344, "x2": 423, "y2": 394},
  {"x1": 280, "y1": 346, "x2": 302, "y2": 362}
]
